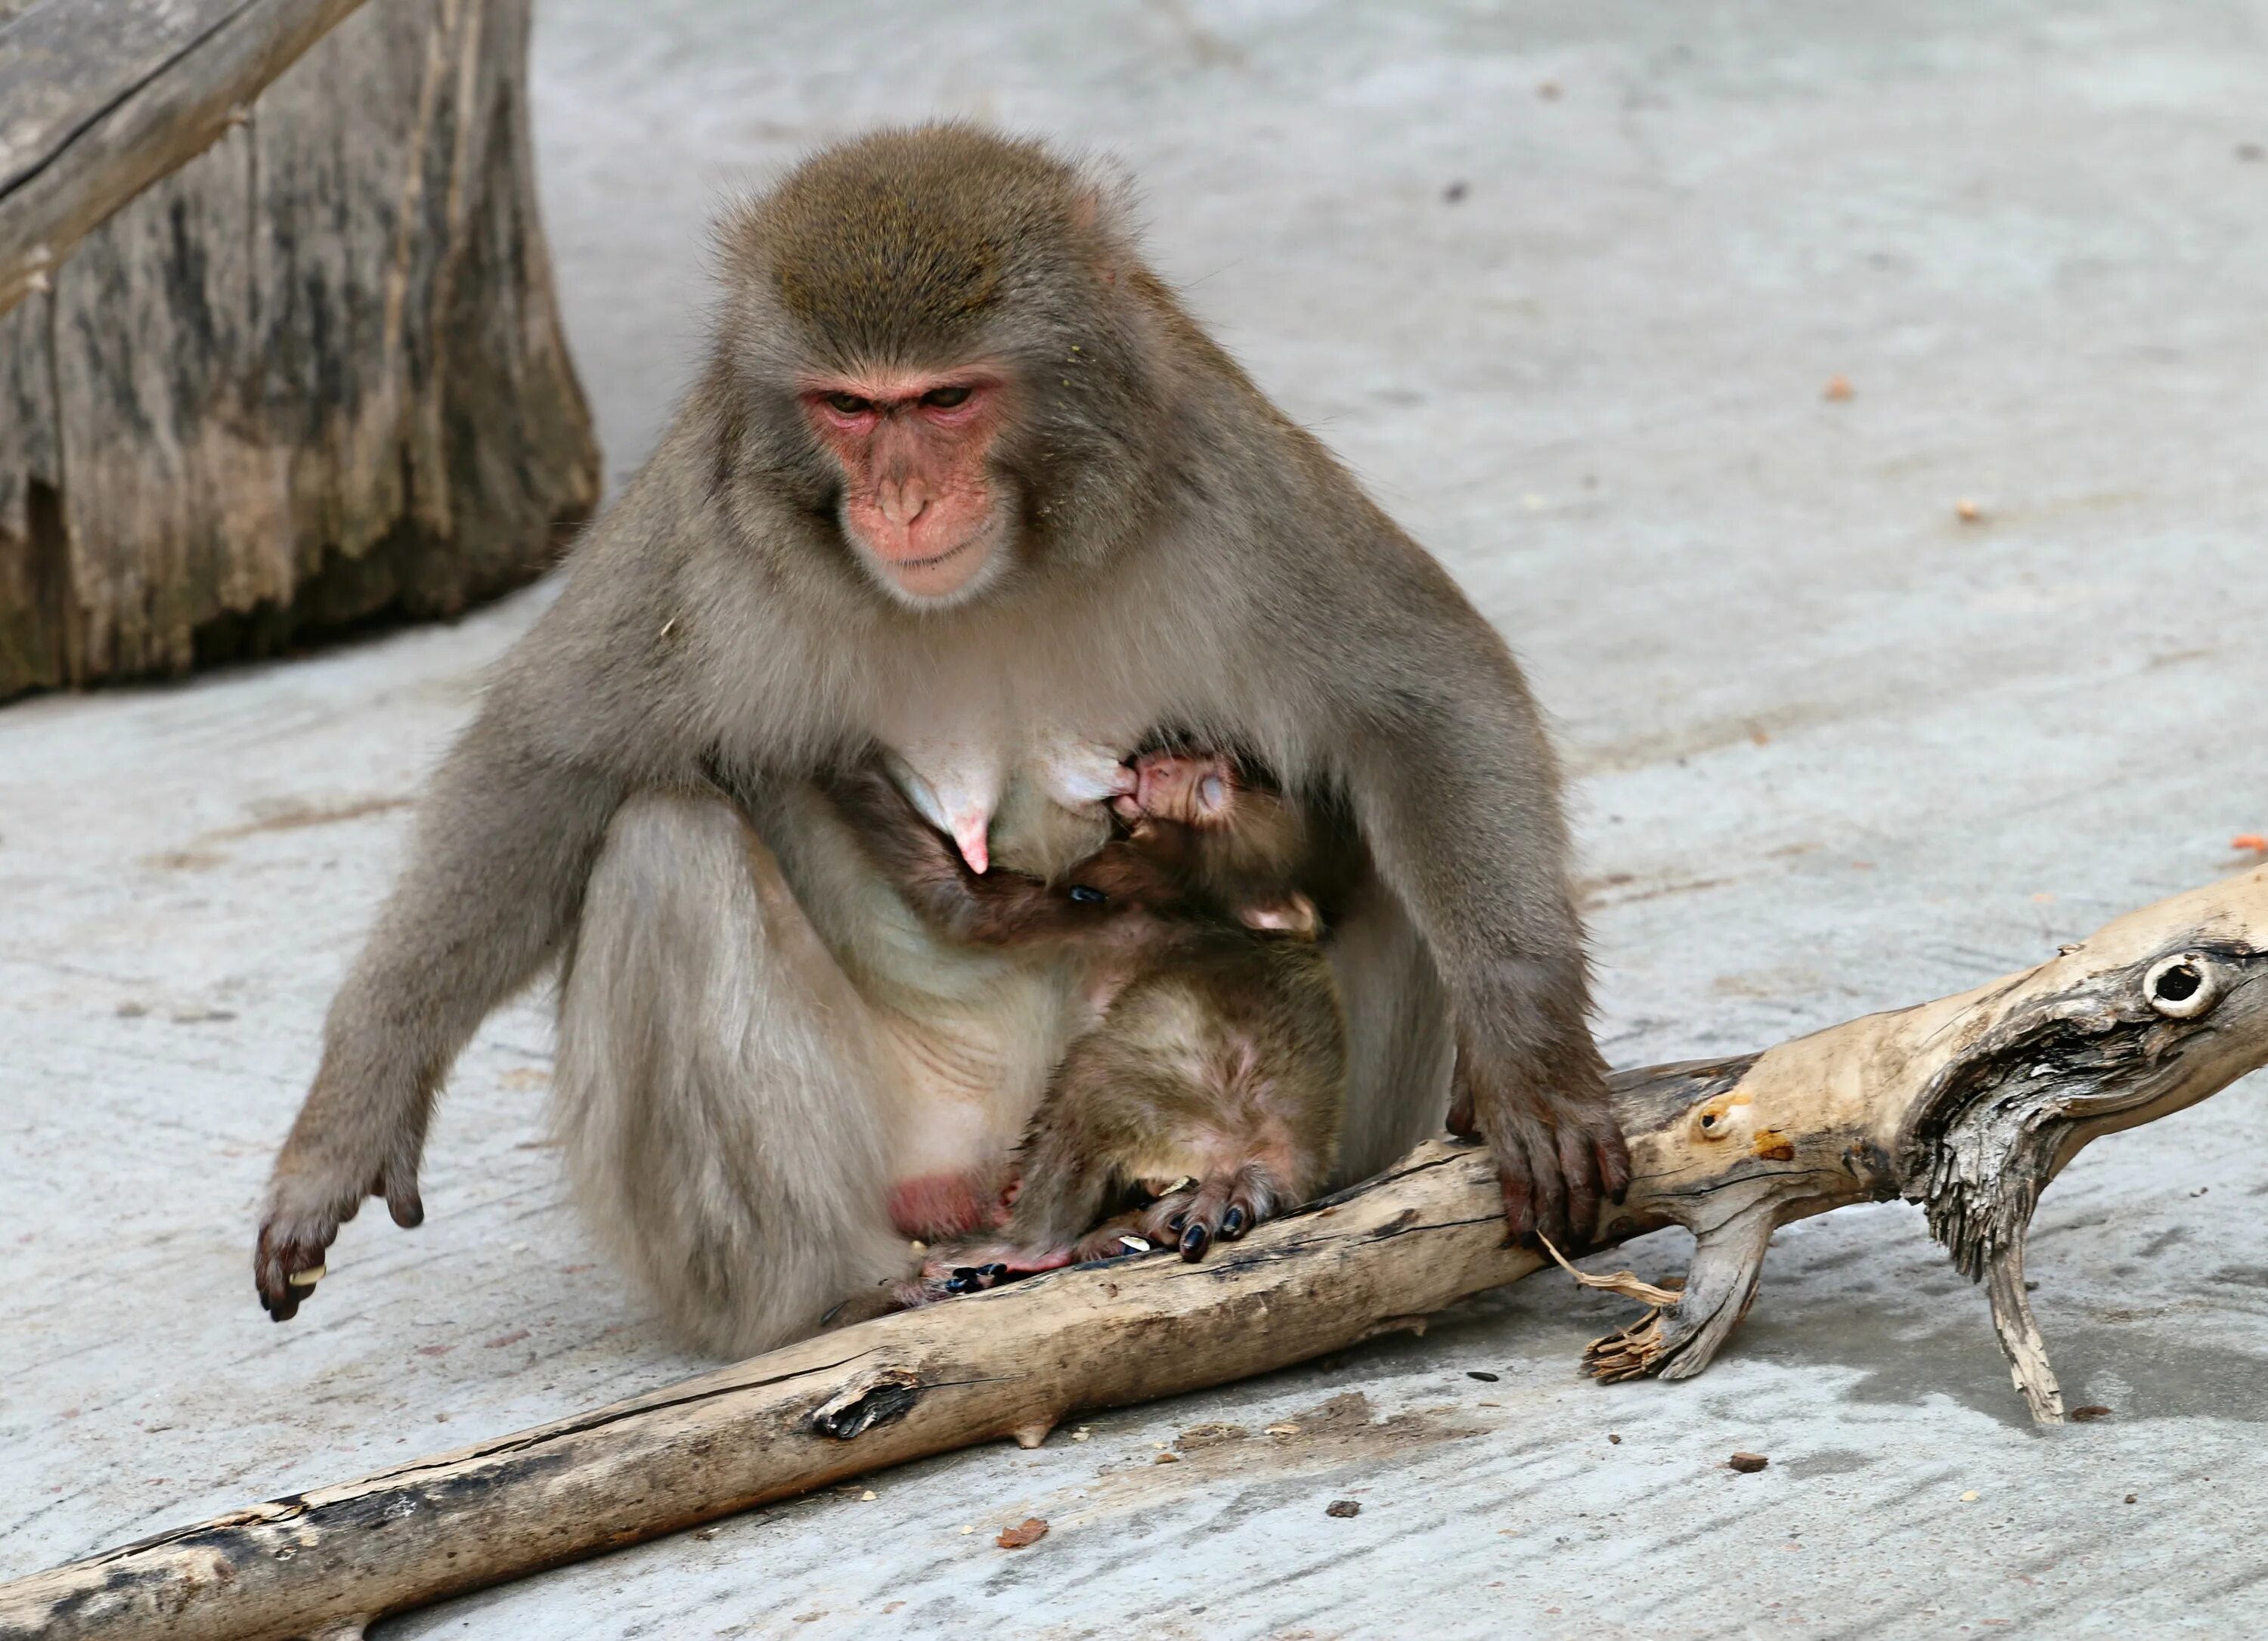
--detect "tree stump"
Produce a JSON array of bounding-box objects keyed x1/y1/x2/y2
[{"x1": 0, "y1": 0, "x2": 600, "y2": 700}]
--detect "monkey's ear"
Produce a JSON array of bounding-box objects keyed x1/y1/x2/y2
[
  {"x1": 1067, "y1": 152, "x2": 1142, "y2": 285},
  {"x1": 1238, "y1": 893, "x2": 1320, "y2": 939}
]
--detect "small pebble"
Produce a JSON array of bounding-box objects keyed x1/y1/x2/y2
[
  {"x1": 1326, "y1": 1500, "x2": 1362, "y2": 1518},
  {"x1": 2071, "y1": 1405, "x2": 2113, "y2": 1422},
  {"x1": 1608, "y1": 1434, "x2": 1622, "y2": 1444},
  {"x1": 1728, "y1": 1451, "x2": 1768, "y2": 1473},
  {"x1": 2124, "y1": 1494, "x2": 2139, "y2": 1504},
  {"x1": 1154, "y1": 1451, "x2": 1180, "y2": 1465},
  {"x1": 1467, "y1": 1370, "x2": 1500, "y2": 1382}
]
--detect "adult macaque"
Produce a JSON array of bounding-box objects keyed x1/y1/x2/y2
[
  {"x1": 828, "y1": 745, "x2": 1348, "y2": 1298},
  {"x1": 255, "y1": 125, "x2": 1622, "y2": 1355}
]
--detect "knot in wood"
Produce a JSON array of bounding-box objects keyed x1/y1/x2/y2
[{"x1": 808, "y1": 1369, "x2": 923, "y2": 1441}]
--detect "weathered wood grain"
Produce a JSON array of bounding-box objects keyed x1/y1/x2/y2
[
  {"x1": 0, "y1": 0, "x2": 368, "y2": 317},
  {"x1": 4, "y1": 865, "x2": 2263, "y2": 1641},
  {"x1": 0, "y1": 0, "x2": 599, "y2": 696}
]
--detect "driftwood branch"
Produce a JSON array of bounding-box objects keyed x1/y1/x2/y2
[
  {"x1": 0, "y1": 0, "x2": 369, "y2": 318},
  {"x1": 5, "y1": 864, "x2": 2265, "y2": 1640}
]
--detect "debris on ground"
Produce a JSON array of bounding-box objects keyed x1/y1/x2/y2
[
  {"x1": 1327, "y1": 1500, "x2": 1362, "y2": 1518},
  {"x1": 1729, "y1": 1452, "x2": 1770, "y2": 1473},
  {"x1": 1174, "y1": 1423, "x2": 1247, "y2": 1451},
  {"x1": 997, "y1": 1519, "x2": 1049, "y2": 1550},
  {"x1": 1822, "y1": 374, "x2": 1854, "y2": 400},
  {"x1": 2071, "y1": 1406, "x2": 2114, "y2": 1422}
]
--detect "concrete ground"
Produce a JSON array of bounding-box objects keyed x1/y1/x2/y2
[{"x1": 5, "y1": 1, "x2": 2268, "y2": 1634}]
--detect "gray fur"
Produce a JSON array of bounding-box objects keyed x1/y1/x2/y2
[{"x1": 254, "y1": 125, "x2": 1616, "y2": 1346}]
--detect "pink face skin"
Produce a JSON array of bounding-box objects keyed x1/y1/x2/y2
[{"x1": 801, "y1": 367, "x2": 1013, "y2": 604}]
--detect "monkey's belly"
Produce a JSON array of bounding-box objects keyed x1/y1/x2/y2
[{"x1": 869, "y1": 974, "x2": 1086, "y2": 1235}]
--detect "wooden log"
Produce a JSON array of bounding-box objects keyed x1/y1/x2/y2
[
  {"x1": 2, "y1": 863, "x2": 2263, "y2": 1639},
  {"x1": 0, "y1": 0, "x2": 599, "y2": 698},
  {"x1": 0, "y1": 0, "x2": 371, "y2": 319}
]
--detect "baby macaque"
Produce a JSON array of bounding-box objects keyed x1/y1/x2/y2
[{"x1": 826, "y1": 747, "x2": 1349, "y2": 1302}]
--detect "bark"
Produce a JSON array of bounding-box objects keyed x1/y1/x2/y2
[
  {"x1": 0, "y1": 0, "x2": 599, "y2": 698},
  {"x1": 2, "y1": 863, "x2": 2263, "y2": 1640},
  {"x1": 0, "y1": 1, "x2": 370, "y2": 318}
]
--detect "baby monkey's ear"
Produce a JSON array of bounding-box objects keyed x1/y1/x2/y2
[{"x1": 1237, "y1": 892, "x2": 1319, "y2": 939}]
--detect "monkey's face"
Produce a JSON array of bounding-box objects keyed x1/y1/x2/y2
[{"x1": 800, "y1": 365, "x2": 1018, "y2": 605}]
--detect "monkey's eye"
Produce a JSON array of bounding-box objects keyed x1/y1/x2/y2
[
  {"x1": 823, "y1": 392, "x2": 873, "y2": 415},
  {"x1": 921, "y1": 385, "x2": 973, "y2": 409},
  {"x1": 1067, "y1": 884, "x2": 1107, "y2": 905}
]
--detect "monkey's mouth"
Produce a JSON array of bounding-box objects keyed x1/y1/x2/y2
[{"x1": 885, "y1": 537, "x2": 975, "y2": 574}]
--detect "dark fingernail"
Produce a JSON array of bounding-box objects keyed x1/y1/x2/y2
[
  {"x1": 979, "y1": 1263, "x2": 1009, "y2": 1279},
  {"x1": 1179, "y1": 1224, "x2": 1211, "y2": 1260},
  {"x1": 946, "y1": 1267, "x2": 981, "y2": 1293},
  {"x1": 1167, "y1": 1213, "x2": 1185, "y2": 1234},
  {"x1": 1221, "y1": 1206, "x2": 1247, "y2": 1237}
]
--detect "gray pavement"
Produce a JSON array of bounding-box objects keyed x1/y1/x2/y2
[{"x1": 6, "y1": 2, "x2": 2268, "y2": 1635}]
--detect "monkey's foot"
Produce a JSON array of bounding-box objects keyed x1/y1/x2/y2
[
  {"x1": 1114, "y1": 1165, "x2": 1285, "y2": 1262},
  {"x1": 885, "y1": 1171, "x2": 1013, "y2": 1242}
]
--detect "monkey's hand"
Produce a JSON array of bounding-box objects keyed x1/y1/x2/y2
[
  {"x1": 1448, "y1": 1029, "x2": 1629, "y2": 1255},
  {"x1": 254, "y1": 1138, "x2": 426, "y2": 1321},
  {"x1": 1034, "y1": 738, "x2": 1139, "y2": 810}
]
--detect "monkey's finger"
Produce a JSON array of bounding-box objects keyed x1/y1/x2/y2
[
  {"x1": 1595, "y1": 1129, "x2": 1632, "y2": 1208},
  {"x1": 1495, "y1": 1162, "x2": 1538, "y2": 1248},
  {"x1": 383, "y1": 1175, "x2": 426, "y2": 1230},
  {"x1": 1173, "y1": 1186, "x2": 1236, "y2": 1262},
  {"x1": 255, "y1": 1227, "x2": 324, "y2": 1320},
  {"x1": 1219, "y1": 1167, "x2": 1272, "y2": 1240},
  {"x1": 1445, "y1": 1091, "x2": 1479, "y2": 1140},
  {"x1": 1556, "y1": 1125, "x2": 1603, "y2": 1253},
  {"x1": 1520, "y1": 1122, "x2": 1569, "y2": 1250}
]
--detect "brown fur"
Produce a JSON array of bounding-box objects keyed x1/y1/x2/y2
[
  {"x1": 826, "y1": 751, "x2": 1346, "y2": 1290},
  {"x1": 254, "y1": 125, "x2": 1621, "y2": 1355}
]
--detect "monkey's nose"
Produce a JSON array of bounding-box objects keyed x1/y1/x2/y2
[{"x1": 878, "y1": 481, "x2": 929, "y2": 527}]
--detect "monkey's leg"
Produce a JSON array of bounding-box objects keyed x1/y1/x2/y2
[
  {"x1": 1328, "y1": 872, "x2": 1458, "y2": 1182},
  {"x1": 553, "y1": 792, "x2": 912, "y2": 1357}
]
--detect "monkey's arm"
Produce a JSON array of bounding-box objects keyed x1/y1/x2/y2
[
  {"x1": 1317, "y1": 569, "x2": 1625, "y2": 1252},
  {"x1": 255, "y1": 656, "x2": 638, "y2": 1320},
  {"x1": 824, "y1": 765, "x2": 1085, "y2": 945}
]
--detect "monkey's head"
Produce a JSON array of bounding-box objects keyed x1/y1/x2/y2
[
  {"x1": 1064, "y1": 826, "x2": 1322, "y2": 944},
  {"x1": 716, "y1": 125, "x2": 1160, "y2": 609}
]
